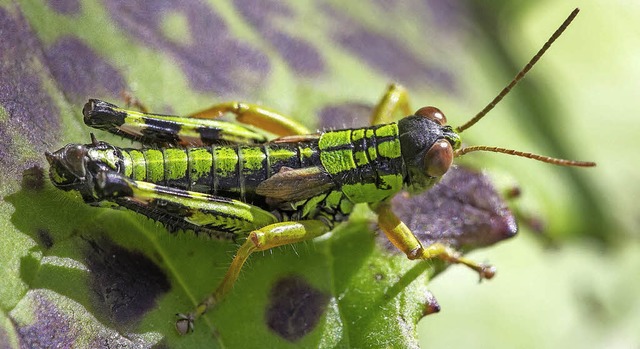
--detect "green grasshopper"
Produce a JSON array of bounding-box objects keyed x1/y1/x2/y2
[{"x1": 46, "y1": 9, "x2": 593, "y2": 334}]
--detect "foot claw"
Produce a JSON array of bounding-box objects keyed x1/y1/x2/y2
[
  {"x1": 175, "y1": 313, "x2": 195, "y2": 335},
  {"x1": 479, "y1": 264, "x2": 496, "y2": 281}
]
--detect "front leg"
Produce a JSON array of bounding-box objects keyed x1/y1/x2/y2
[{"x1": 373, "y1": 201, "x2": 496, "y2": 279}]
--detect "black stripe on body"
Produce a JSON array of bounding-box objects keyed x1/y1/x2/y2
[
  {"x1": 321, "y1": 125, "x2": 404, "y2": 188},
  {"x1": 140, "y1": 117, "x2": 182, "y2": 145}
]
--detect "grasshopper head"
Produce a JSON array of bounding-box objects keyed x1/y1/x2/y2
[
  {"x1": 46, "y1": 139, "x2": 121, "y2": 203},
  {"x1": 46, "y1": 144, "x2": 90, "y2": 189},
  {"x1": 397, "y1": 107, "x2": 461, "y2": 194}
]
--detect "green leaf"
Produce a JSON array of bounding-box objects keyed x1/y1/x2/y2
[{"x1": 1, "y1": 1, "x2": 631, "y2": 348}]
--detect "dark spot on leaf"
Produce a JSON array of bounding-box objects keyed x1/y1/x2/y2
[
  {"x1": 421, "y1": 291, "x2": 441, "y2": 317},
  {"x1": 0, "y1": 8, "x2": 60, "y2": 179},
  {"x1": 83, "y1": 236, "x2": 170, "y2": 326},
  {"x1": 267, "y1": 31, "x2": 325, "y2": 76},
  {"x1": 21, "y1": 165, "x2": 45, "y2": 191},
  {"x1": 47, "y1": 0, "x2": 81, "y2": 15},
  {"x1": 104, "y1": 0, "x2": 270, "y2": 95},
  {"x1": 317, "y1": 103, "x2": 372, "y2": 130},
  {"x1": 16, "y1": 293, "x2": 78, "y2": 348},
  {"x1": 37, "y1": 228, "x2": 54, "y2": 249},
  {"x1": 321, "y1": 4, "x2": 457, "y2": 91},
  {"x1": 44, "y1": 36, "x2": 126, "y2": 102},
  {"x1": 14, "y1": 291, "x2": 158, "y2": 348},
  {"x1": 382, "y1": 166, "x2": 517, "y2": 251},
  {"x1": 265, "y1": 276, "x2": 329, "y2": 342},
  {"x1": 234, "y1": 0, "x2": 325, "y2": 76}
]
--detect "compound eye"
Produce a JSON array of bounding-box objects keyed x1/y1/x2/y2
[
  {"x1": 424, "y1": 139, "x2": 453, "y2": 177},
  {"x1": 66, "y1": 145, "x2": 85, "y2": 162},
  {"x1": 415, "y1": 106, "x2": 447, "y2": 125},
  {"x1": 64, "y1": 145, "x2": 88, "y2": 179}
]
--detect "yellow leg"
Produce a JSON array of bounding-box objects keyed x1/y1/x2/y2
[
  {"x1": 370, "y1": 83, "x2": 412, "y2": 125},
  {"x1": 373, "y1": 202, "x2": 496, "y2": 279},
  {"x1": 176, "y1": 219, "x2": 332, "y2": 335},
  {"x1": 190, "y1": 102, "x2": 311, "y2": 136}
]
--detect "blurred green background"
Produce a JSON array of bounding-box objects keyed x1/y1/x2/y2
[
  {"x1": 420, "y1": 1, "x2": 640, "y2": 348},
  {"x1": 0, "y1": 0, "x2": 638, "y2": 348}
]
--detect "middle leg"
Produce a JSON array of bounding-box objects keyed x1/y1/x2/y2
[
  {"x1": 175, "y1": 219, "x2": 333, "y2": 334},
  {"x1": 190, "y1": 102, "x2": 311, "y2": 136},
  {"x1": 370, "y1": 83, "x2": 412, "y2": 125}
]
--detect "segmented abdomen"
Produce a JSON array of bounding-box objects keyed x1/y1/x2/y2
[{"x1": 118, "y1": 141, "x2": 322, "y2": 204}]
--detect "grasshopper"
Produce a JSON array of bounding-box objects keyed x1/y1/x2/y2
[{"x1": 46, "y1": 9, "x2": 593, "y2": 334}]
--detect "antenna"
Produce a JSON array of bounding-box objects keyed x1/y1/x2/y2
[
  {"x1": 454, "y1": 146, "x2": 596, "y2": 167},
  {"x1": 451, "y1": 8, "x2": 594, "y2": 168},
  {"x1": 456, "y1": 8, "x2": 580, "y2": 133}
]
